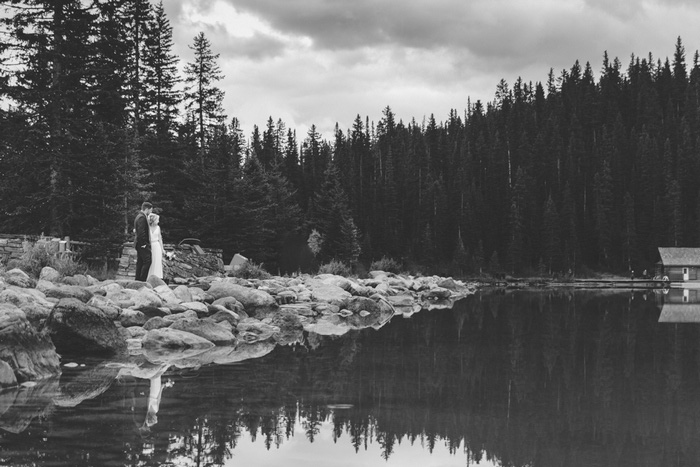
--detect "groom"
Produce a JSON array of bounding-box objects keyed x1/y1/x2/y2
[{"x1": 134, "y1": 202, "x2": 153, "y2": 282}]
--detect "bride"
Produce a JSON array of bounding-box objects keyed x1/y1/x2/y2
[{"x1": 147, "y1": 213, "x2": 164, "y2": 279}]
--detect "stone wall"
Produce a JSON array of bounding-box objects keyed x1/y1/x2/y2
[
  {"x1": 0, "y1": 235, "x2": 30, "y2": 265},
  {"x1": 116, "y1": 243, "x2": 224, "y2": 281},
  {"x1": 0, "y1": 234, "x2": 78, "y2": 266}
]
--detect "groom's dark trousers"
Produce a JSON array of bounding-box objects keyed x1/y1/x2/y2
[{"x1": 134, "y1": 211, "x2": 151, "y2": 281}]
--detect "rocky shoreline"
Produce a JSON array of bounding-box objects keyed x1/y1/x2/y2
[{"x1": 0, "y1": 267, "x2": 476, "y2": 389}]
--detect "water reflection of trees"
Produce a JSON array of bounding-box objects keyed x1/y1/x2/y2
[
  {"x1": 6, "y1": 290, "x2": 700, "y2": 466},
  {"x1": 149, "y1": 290, "x2": 700, "y2": 466}
]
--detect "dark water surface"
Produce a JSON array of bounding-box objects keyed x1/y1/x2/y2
[{"x1": 2, "y1": 288, "x2": 699, "y2": 466}]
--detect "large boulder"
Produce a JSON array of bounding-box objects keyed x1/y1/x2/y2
[
  {"x1": 141, "y1": 328, "x2": 215, "y2": 350},
  {"x1": 172, "y1": 285, "x2": 193, "y2": 303},
  {"x1": 133, "y1": 288, "x2": 163, "y2": 309},
  {"x1": 211, "y1": 296, "x2": 245, "y2": 314},
  {"x1": 306, "y1": 280, "x2": 352, "y2": 306},
  {"x1": 163, "y1": 310, "x2": 198, "y2": 323},
  {"x1": 44, "y1": 284, "x2": 94, "y2": 303},
  {"x1": 154, "y1": 285, "x2": 181, "y2": 306},
  {"x1": 181, "y1": 301, "x2": 210, "y2": 317},
  {"x1": 316, "y1": 274, "x2": 367, "y2": 295},
  {"x1": 39, "y1": 266, "x2": 61, "y2": 283},
  {"x1": 344, "y1": 296, "x2": 395, "y2": 330},
  {"x1": 268, "y1": 310, "x2": 304, "y2": 345},
  {"x1": 120, "y1": 309, "x2": 148, "y2": 327},
  {"x1": 87, "y1": 295, "x2": 121, "y2": 320},
  {"x1": 105, "y1": 287, "x2": 138, "y2": 308},
  {"x1": 236, "y1": 318, "x2": 279, "y2": 343},
  {"x1": 0, "y1": 303, "x2": 61, "y2": 384},
  {"x1": 209, "y1": 309, "x2": 240, "y2": 326},
  {"x1": 5, "y1": 268, "x2": 35, "y2": 288},
  {"x1": 207, "y1": 281, "x2": 278, "y2": 317},
  {"x1": 44, "y1": 298, "x2": 127, "y2": 355},
  {"x1": 143, "y1": 316, "x2": 171, "y2": 331},
  {"x1": 147, "y1": 275, "x2": 167, "y2": 288},
  {"x1": 0, "y1": 286, "x2": 55, "y2": 322},
  {"x1": 169, "y1": 317, "x2": 237, "y2": 345}
]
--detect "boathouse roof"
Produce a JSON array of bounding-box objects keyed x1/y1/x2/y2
[{"x1": 658, "y1": 247, "x2": 700, "y2": 266}]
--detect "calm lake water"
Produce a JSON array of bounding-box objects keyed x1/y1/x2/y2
[{"x1": 2, "y1": 288, "x2": 699, "y2": 467}]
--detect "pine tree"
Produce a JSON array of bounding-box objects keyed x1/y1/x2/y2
[
  {"x1": 183, "y1": 31, "x2": 225, "y2": 155},
  {"x1": 142, "y1": 0, "x2": 181, "y2": 136},
  {"x1": 310, "y1": 162, "x2": 361, "y2": 264}
]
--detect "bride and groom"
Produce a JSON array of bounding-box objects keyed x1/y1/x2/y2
[{"x1": 134, "y1": 202, "x2": 165, "y2": 281}]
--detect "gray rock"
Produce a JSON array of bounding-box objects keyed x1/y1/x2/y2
[
  {"x1": 147, "y1": 275, "x2": 167, "y2": 288},
  {"x1": 62, "y1": 274, "x2": 90, "y2": 287},
  {"x1": 209, "y1": 309, "x2": 240, "y2": 327},
  {"x1": 0, "y1": 286, "x2": 54, "y2": 322},
  {"x1": 207, "y1": 280, "x2": 278, "y2": 317},
  {"x1": 125, "y1": 326, "x2": 148, "y2": 338},
  {"x1": 268, "y1": 310, "x2": 304, "y2": 345},
  {"x1": 169, "y1": 318, "x2": 237, "y2": 345},
  {"x1": 39, "y1": 266, "x2": 61, "y2": 283},
  {"x1": 279, "y1": 303, "x2": 316, "y2": 317},
  {"x1": 44, "y1": 284, "x2": 94, "y2": 303},
  {"x1": 142, "y1": 328, "x2": 215, "y2": 350},
  {"x1": 154, "y1": 285, "x2": 180, "y2": 306},
  {"x1": 87, "y1": 295, "x2": 121, "y2": 320},
  {"x1": 306, "y1": 280, "x2": 352, "y2": 306},
  {"x1": 181, "y1": 301, "x2": 210, "y2": 316},
  {"x1": 172, "y1": 285, "x2": 193, "y2": 303},
  {"x1": 5, "y1": 269, "x2": 35, "y2": 288},
  {"x1": 162, "y1": 310, "x2": 198, "y2": 322},
  {"x1": 422, "y1": 287, "x2": 452, "y2": 300},
  {"x1": 45, "y1": 298, "x2": 127, "y2": 355},
  {"x1": 120, "y1": 309, "x2": 147, "y2": 327},
  {"x1": 132, "y1": 288, "x2": 163, "y2": 309},
  {"x1": 343, "y1": 296, "x2": 382, "y2": 315},
  {"x1": 211, "y1": 296, "x2": 245, "y2": 314},
  {"x1": 0, "y1": 359, "x2": 17, "y2": 388},
  {"x1": 0, "y1": 303, "x2": 61, "y2": 383},
  {"x1": 237, "y1": 318, "x2": 279, "y2": 343},
  {"x1": 143, "y1": 316, "x2": 171, "y2": 331}
]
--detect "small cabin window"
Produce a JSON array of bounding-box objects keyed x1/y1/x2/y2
[{"x1": 683, "y1": 267, "x2": 689, "y2": 274}]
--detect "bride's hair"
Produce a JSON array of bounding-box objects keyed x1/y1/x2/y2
[{"x1": 148, "y1": 213, "x2": 159, "y2": 226}]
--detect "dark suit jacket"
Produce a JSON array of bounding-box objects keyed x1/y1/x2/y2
[{"x1": 134, "y1": 212, "x2": 150, "y2": 248}]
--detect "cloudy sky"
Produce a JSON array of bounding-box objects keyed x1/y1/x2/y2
[{"x1": 162, "y1": 0, "x2": 700, "y2": 140}]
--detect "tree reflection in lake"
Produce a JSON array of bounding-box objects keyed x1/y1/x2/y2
[{"x1": 2, "y1": 289, "x2": 700, "y2": 466}]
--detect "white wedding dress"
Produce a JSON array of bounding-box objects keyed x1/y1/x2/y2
[{"x1": 147, "y1": 225, "x2": 164, "y2": 279}]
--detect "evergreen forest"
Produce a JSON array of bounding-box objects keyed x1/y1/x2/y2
[{"x1": 2, "y1": 0, "x2": 699, "y2": 276}]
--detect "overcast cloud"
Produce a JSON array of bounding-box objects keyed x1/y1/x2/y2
[{"x1": 162, "y1": 0, "x2": 700, "y2": 140}]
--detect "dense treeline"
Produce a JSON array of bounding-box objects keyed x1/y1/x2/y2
[{"x1": 1, "y1": 1, "x2": 699, "y2": 274}]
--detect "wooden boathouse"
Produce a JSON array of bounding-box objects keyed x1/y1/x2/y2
[{"x1": 657, "y1": 247, "x2": 700, "y2": 282}]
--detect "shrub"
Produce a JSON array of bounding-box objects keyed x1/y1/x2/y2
[
  {"x1": 17, "y1": 241, "x2": 87, "y2": 278},
  {"x1": 369, "y1": 256, "x2": 403, "y2": 274},
  {"x1": 230, "y1": 261, "x2": 271, "y2": 280},
  {"x1": 318, "y1": 260, "x2": 352, "y2": 277}
]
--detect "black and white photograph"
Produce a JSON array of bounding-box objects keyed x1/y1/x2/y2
[{"x1": 3, "y1": 1, "x2": 700, "y2": 466}]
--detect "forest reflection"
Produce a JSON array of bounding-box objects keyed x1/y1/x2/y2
[{"x1": 3, "y1": 289, "x2": 700, "y2": 466}]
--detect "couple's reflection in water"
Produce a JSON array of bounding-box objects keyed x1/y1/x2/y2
[{"x1": 117, "y1": 362, "x2": 171, "y2": 436}]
